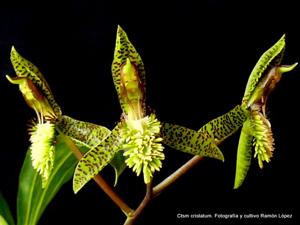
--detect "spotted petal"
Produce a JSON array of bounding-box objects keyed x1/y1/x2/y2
[
  {"x1": 242, "y1": 34, "x2": 286, "y2": 107},
  {"x1": 56, "y1": 115, "x2": 111, "y2": 148},
  {"x1": 10, "y1": 47, "x2": 62, "y2": 117},
  {"x1": 73, "y1": 122, "x2": 124, "y2": 193},
  {"x1": 57, "y1": 115, "x2": 128, "y2": 185},
  {"x1": 160, "y1": 105, "x2": 247, "y2": 161},
  {"x1": 111, "y1": 26, "x2": 146, "y2": 116},
  {"x1": 160, "y1": 123, "x2": 224, "y2": 161}
]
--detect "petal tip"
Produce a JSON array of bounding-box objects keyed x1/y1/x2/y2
[{"x1": 11, "y1": 45, "x2": 16, "y2": 52}]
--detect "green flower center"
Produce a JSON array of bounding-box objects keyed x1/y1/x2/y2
[
  {"x1": 29, "y1": 122, "x2": 56, "y2": 188},
  {"x1": 122, "y1": 114, "x2": 164, "y2": 183}
]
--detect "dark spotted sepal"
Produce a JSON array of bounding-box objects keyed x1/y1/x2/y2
[
  {"x1": 112, "y1": 25, "x2": 146, "y2": 118},
  {"x1": 72, "y1": 122, "x2": 125, "y2": 193},
  {"x1": 161, "y1": 105, "x2": 247, "y2": 161},
  {"x1": 57, "y1": 116, "x2": 126, "y2": 187},
  {"x1": 57, "y1": 115, "x2": 111, "y2": 148},
  {"x1": 7, "y1": 47, "x2": 62, "y2": 119}
]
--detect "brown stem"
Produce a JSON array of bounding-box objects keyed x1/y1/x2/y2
[
  {"x1": 153, "y1": 155, "x2": 204, "y2": 197},
  {"x1": 57, "y1": 130, "x2": 134, "y2": 216},
  {"x1": 124, "y1": 156, "x2": 204, "y2": 224},
  {"x1": 92, "y1": 175, "x2": 134, "y2": 216},
  {"x1": 124, "y1": 181, "x2": 153, "y2": 225},
  {"x1": 152, "y1": 131, "x2": 232, "y2": 197}
]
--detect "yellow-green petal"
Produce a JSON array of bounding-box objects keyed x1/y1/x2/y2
[
  {"x1": 73, "y1": 122, "x2": 124, "y2": 193},
  {"x1": 56, "y1": 115, "x2": 111, "y2": 148},
  {"x1": 242, "y1": 34, "x2": 286, "y2": 107},
  {"x1": 112, "y1": 26, "x2": 146, "y2": 117},
  {"x1": 161, "y1": 105, "x2": 247, "y2": 161},
  {"x1": 10, "y1": 47, "x2": 62, "y2": 118},
  {"x1": 234, "y1": 119, "x2": 253, "y2": 189},
  {"x1": 6, "y1": 75, "x2": 56, "y2": 120}
]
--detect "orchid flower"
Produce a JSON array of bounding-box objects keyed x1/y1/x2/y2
[
  {"x1": 73, "y1": 26, "x2": 224, "y2": 193},
  {"x1": 6, "y1": 47, "x2": 62, "y2": 187},
  {"x1": 7, "y1": 47, "x2": 110, "y2": 188},
  {"x1": 73, "y1": 26, "x2": 164, "y2": 192},
  {"x1": 234, "y1": 34, "x2": 297, "y2": 189},
  {"x1": 156, "y1": 34, "x2": 297, "y2": 190}
]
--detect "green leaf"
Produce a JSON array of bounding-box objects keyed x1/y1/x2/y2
[
  {"x1": 0, "y1": 215, "x2": 9, "y2": 225},
  {"x1": 109, "y1": 151, "x2": 127, "y2": 186},
  {"x1": 0, "y1": 192, "x2": 15, "y2": 225},
  {"x1": 242, "y1": 34, "x2": 286, "y2": 107},
  {"x1": 111, "y1": 25, "x2": 146, "y2": 116},
  {"x1": 73, "y1": 122, "x2": 124, "y2": 193},
  {"x1": 17, "y1": 134, "x2": 89, "y2": 225},
  {"x1": 234, "y1": 119, "x2": 253, "y2": 189}
]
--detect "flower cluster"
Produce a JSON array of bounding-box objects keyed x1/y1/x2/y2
[{"x1": 123, "y1": 114, "x2": 164, "y2": 183}]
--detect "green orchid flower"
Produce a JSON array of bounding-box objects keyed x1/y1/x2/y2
[
  {"x1": 6, "y1": 47, "x2": 61, "y2": 187},
  {"x1": 234, "y1": 34, "x2": 298, "y2": 189},
  {"x1": 7, "y1": 47, "x2": 110, "y2": 188},
  {"x1": 73, "y1": 26, "x2": 228, "y2": 193},
  {"x1": 7, "y1": 47, "x2": 61, "y2": 122},
  {"x1": 73, "y1": 26, "x2": 163, "y2": 192},
  {"x1": 158, "y1": 34, "x2": 297, "y2": 190}
]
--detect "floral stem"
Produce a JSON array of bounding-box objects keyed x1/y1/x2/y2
[
  {"x1": 124, "y1": 181, "x2": 153, "y2": 225},
  {"x1": 124, "y1": 156, "x2": 204, "y2": 224},
  {"x1": 153, "y1": 156, "x2": 204, "y2": 197},
  {"x1": 92, "y1": 175, "x2": 134, "y2": 217},
  {"x1": 57, "y1": 130, "x2": 134, "y2": 216}
]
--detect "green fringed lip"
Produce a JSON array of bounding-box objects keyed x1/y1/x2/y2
[{"x1": 123, "y1": 114, "x2": 164, "y2": 184}]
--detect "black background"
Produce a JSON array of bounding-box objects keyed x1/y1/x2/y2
[{"x1": 0, "y1": 0, "x2": 299, "y2": 224}]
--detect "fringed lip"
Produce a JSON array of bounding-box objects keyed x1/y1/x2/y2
[
  {"x1": 123, "y1": 114, "x2": 164, "y2": 184},
  {"x1": 251, "y1": 111, "x2": 274, "y2": 169},
  {"x1": 29, "y1": 122, "x2": 56, "y2": 188}
]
